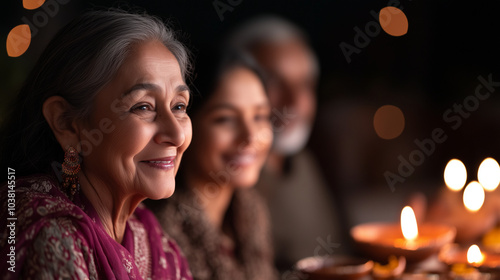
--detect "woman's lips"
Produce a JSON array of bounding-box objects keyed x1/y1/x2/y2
[{"x1": 141, "y1": 156, "x2": 176, "y2": 170}]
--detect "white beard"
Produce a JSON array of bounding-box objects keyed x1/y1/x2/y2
[{"x1": 272, "y1": 122, "x2": 311, "y2": 156}]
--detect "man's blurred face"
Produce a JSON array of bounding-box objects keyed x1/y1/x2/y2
[{"x1": 254, "y1": 39, "x2": 317, "y2": 155}]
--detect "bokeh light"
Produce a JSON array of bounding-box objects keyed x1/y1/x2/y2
[
  {"x1": 478, "y1": 157, "x2": 500, "y2": 191},
  {"x1": 373, "y1": 105, "x2": 405, "y2": 140},
  {"x1": 463, "y1": 181, "x2": 485, "y2": 212},
  {"x1": 379, "y1": 6, "x2": 408, "y2": 37},
  {"x1": 6, "y1": 24, "x2": 31, "y2": 57},
  {"x1": 23, "y1": 0, "x2": 46, "y2": 10},
  {"x1": 444, "y1": 159, "x2": 467, "y2": 191}
]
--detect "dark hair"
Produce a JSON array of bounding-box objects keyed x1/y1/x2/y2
[
  {"x1": 188, "y1": 46, "x2": 267, "y2": 117},
  {"x1": 0, "y1": 9, "x2": 191, "y2": 178}
]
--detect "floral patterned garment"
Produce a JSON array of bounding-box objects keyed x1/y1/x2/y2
[{"x1": 0, "y1": 174, "x2": 192, "y2": 280}]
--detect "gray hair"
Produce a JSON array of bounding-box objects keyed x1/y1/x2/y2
[
  {"x1": 228, "y1": 16, "x2": 307, "y2": 48},
  {"x1": 0, "y1": 9, "x2": 192, "y2": 176},
  {"x1": 40, "y1": 9, "x2": 192, "y2": 119},
  {"x1": 227, "y1": 15, "x2": 318, "y2": 75}
]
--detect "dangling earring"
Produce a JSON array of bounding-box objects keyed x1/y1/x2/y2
[{"x1": 62, "y1": 146, "x2": 81, "y2": 200}]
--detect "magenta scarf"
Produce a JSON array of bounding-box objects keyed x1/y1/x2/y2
[{"x1": 0, "y1": 174, "x2": 192, "y2": 279}]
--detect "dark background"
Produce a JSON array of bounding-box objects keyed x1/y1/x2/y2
[{"x1": 2, "y1": 0, "x2": 500, "y2": 223}]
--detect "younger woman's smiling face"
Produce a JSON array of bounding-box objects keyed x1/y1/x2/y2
[
  {"x1": 78, "y1": 40, "x2": 192, "y2": 200},
  {"x1": 188, "y1": 66, "x2": 272, "y2": 188}
]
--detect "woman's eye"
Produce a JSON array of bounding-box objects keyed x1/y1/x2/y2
[
  {"x1": 131, "y1": 104, "x2": 154, "y2": 112},
  {"x1": 214, "y1": 116, "x2": 235, "y2": 124},
  {"x1": 172, "y1": 103, "x2": 187, "y2": 113}
]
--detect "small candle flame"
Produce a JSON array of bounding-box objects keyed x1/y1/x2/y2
[
  {"x1": 478, "y1": 157, "x2": 500, "y2": 191},
  {"x1": 401, "y1": 206, "x2": 418, "y2": 241},
  {"x1": 467, "y1": 244, "x2": 484, "y2": 265},
  {"x1": 444, "y1": 159, "x2": 467, "y2": 191},
  {"x1": 463, "y1": 181, "x2": 485, "y2": 212}
]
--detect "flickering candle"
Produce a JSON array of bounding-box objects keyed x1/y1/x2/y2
[{"x1": 351, "y1": 206, "x2": 456, "y2": 263}]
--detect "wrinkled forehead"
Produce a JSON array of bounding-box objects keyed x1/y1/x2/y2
[{"x1": 120, "y1": 41, "x2": 182, "y2": 79}]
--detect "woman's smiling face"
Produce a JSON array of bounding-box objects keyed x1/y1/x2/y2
[
  {"x1": 78, "y1": 40, "x2": 192, "y2": 200},
  {"x1": 188, "y1": 66, "x2": 272, "y2": 188}
]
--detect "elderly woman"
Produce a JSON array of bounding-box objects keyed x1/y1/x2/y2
[
  {"x1": 0, "y1": 10, "x2": 193, "y2": 279},
  {"x1": 148, "y1": 48, "x2": 278, "y2": 280}
]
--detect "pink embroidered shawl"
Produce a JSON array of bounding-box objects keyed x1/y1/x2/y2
[{"x1": 0, "y1": 174, "x2": 192, "y2": 280}]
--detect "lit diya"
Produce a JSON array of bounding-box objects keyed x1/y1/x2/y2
[
  {"x1": 439, "y1": 243, "x2": 500, "y2": 272},
  {"x1": 350, "y1": 206, "x2": 456, "y2": 263}
]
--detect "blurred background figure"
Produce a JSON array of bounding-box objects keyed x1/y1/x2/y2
[
  {"x1": 228, "y1": 16, "x2": 345, "y2": 271},
  {"x1": 149, "y1": 48, "x2": 278, "y2": 280}
]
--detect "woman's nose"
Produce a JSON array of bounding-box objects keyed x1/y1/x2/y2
[
  {"x1": 154, "y1": 112, "x2": 186, "y2": 147},
  {"x1": 237, "y1": 119, "x2": 257, "y2": 147}
]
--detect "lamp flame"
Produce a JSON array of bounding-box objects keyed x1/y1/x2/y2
[
  {"x1": 401, "y1": 206, "x2": 418, "y2": 241},
  {"x1": 478, "y1": 157, "x2": 500, "y2": 191},
  {"x1": 444, "y1": 159, "x2": 467, "y2": 191},
  {"x1": 467, "y1": 244, "x2": 484, "y2": 265},
  {"x1": 463, "y1": 181, "x2": 485, "y2": 212}
]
